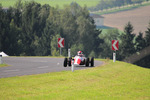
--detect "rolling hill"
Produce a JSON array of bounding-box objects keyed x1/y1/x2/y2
[{"x1": 102, "y1": 5, "x2": 150, "y2": 35}]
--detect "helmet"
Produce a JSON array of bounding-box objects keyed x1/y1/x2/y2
[{"x1": 77, "y1": 51, "x2": 83, "y2": 55}]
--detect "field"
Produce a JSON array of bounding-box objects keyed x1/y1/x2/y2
[
  {"x1": 102, "y1": 5, "x2": 150, "y2": 35},
  {"x1": 0, "y1": 0, "x2": 99, "y2": 8},
  {"x1": 0, "y1": 59, "x2": 150, "y2": 99}
]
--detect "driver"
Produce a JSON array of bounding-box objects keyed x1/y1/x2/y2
[{"x1": 77, "y1": 51, "x2": 84, "y2": 57}]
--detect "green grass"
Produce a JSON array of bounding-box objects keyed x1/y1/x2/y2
[
  {"x1": 101, "y1": 29, "x2": 124, "y2": 35},
  {"x1": 0, "y1": 0, "x2": 99, "y2": 8},
  {"x1": 0, "y1": 59, "x2": 150, "y2": 99},
  {"x1": 0, "y1": 64, "x2": 8, "y2": 67}
]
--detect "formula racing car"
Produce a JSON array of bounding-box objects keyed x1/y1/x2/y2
[{"x1": 63, "y1": 51, "x2": 94, "y2": 67}]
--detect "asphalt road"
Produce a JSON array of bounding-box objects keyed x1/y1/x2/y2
[{"x1": 0, "y1": 57, "x2": 103, "y2": 78}]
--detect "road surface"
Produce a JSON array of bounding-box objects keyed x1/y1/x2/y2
[{"x1": 0, "y1": 57, "x2": 103, "y2": 78}]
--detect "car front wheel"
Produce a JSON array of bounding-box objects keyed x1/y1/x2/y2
[
  {"x1": 85, "y1": 58, "x2": 89, "y2": 67},
  {"x1": 64, "y1": 58, "x2": 68, "y2": 67}
]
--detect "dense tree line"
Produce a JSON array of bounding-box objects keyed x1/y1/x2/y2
[
  {"x1": 89, "y1": 0, "x2": 149, "y2": 11},
  {"x1": 100, "y1": 22, "x2": 150, "y2": 67},
  {"x1": 0, "y1": 0, "x2": 103, "y2": 56}
]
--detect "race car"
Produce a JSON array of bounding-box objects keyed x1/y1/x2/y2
[{"x1": 63, "y1": 51, "x2": 94, "y2": 67}]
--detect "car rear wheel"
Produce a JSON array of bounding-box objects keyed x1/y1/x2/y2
[
  {"x1": 85, "y1": 58, "x2": 89, "y2": 67},
  {"x1": 68, "y1": 57, "x2": 72, "y2": 67},
  {"x1": 64, "y1": 58, "x2": 68, "y2": 67}
]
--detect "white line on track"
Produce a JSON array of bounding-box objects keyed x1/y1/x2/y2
[
  {"x1": 38, "y1": 66, "x2": 49, "y2": 69},
  {"x1": 39, "y1": 61, "x2": 48, "y2": 62},
  {"x1": 3, "y1": 69, "x2": 19, "y2": 72},
  {"x1": 32, "y1": 61, "x2": 48, "y2": 63}
]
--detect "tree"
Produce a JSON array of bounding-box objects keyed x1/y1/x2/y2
[
  {"x1": 115, "y1": 0, "x2": 124, "y2": 7},
  {"x1": 0, "y1": 6, "x2": 19, "y2": 55},
  {"x1": 125, "y1": 0, "x2": 132, "y2": 4},
  {"x1": 7, "y1": 19, "x2": 22, "y2": 55},
  {"x1": 145, "y1": 22, "x2": 150, "y2": 46},
  {"x1": 71, "y1": 43, "x2": 84, "y2": 56},
  {"x1": 21, "y1": 1, "x2": 44, "y2": 55},
  {"x1": 92, "y1": 29, "x2": 103, "y2": 58},
  {"x1": 119, "y1": 22, "x2": 136, "y2": 60},
  {"x1": 96, "y1": 0, "x2": 107, "y2": 10},
  {"x1": 76, "y1": 15, "x2": 95, "y2": 55},
  {"x1": 51, "y1": 34, "x2": 60, "y2": 56},
  {"x1": 0, "y1": 1, "x2": 104, "y2": 56},
  {"x1": 135, "y1": 32, "x2": 146, "y2": 52},
  {"x1": 0, "y1": 4, "x2": 6, "y2": 51},
  {"x1": 32, "y1": 4, "x2": 51, "y2": 56},
  {"x1": 99, "y1": 29, "x2": 120, "y2": 59},
  {"x1": 59, "y1": 3, "x2": 78, "y2": 50},
  {"x1": 134, "y1": 22, "x2": 150, "y2": 68},
  {"x1": 132, "y1": 0, "x2": 143, "y2": 4},
  {"x1": 13, "y1": 0, "x2": 23, "y2": 27}
]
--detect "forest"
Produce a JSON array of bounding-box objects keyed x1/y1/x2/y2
[
  {"x1": 0, "y1": 0, "x2": 150, "y2": 67},
  {"x1": 0, "y1": 0, "x2": 103, "y2": 56}
]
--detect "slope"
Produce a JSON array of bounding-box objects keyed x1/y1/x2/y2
[{"x1": 0, "y1": 59, "x2": 150, "y2": 100}]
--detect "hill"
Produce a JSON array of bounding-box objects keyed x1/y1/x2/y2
[
  {"x1": 0, "y1": 59, "x2": 150, "y2": 99},
  {"x1": 102, "y1": 5, "x2": 150, "y2": 35}
]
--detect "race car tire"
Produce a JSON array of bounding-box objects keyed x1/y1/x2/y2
[
  {"x1": 91, "y1": 57, "x2": 94, "y2": 67},
  {"x1": 64, "y1": 58, "x2": 68, "y2": 67},
  {"x1": 68, "y1": 57, "x2": 72, "y2": 67},
  {"x1": 85, "y1": 58, "x2": 89, "y2": 67}
]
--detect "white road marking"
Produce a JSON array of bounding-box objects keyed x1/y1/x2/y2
[
  {"x1": 57, "y1": 63, "x2": 60, "y2": 65},
  {"x1": 33, "y1": 61, "x2": 47, "y2": 62},
  {"x1": 39, "y1": 61, "x2": 48, "y2": 62},
  {"x1": 3, "y1": 69, "x2": 19, "y2": 72},
  {"x1": 38, "y1": 66, "x2": 49, "y2": 69}
]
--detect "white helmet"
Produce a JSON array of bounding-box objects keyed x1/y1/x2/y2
[{"x1": 77, "y1": 51, "x2": 83, "y2": 55}]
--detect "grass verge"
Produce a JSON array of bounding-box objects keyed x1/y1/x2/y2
[
  {"x1": 0, "y1": 64, "x2": 8, "y2": 67},
  {"x1": 0, "y1": 59, "x2": 150, "y2": 99}
]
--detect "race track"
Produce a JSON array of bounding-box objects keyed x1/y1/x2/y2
[{"x1": 0, "y1": 57, "x2": 103, "y2": 78}]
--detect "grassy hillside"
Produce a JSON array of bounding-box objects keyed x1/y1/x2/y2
[
  {"x1": 0, "y1": 0, "x2": 99, "y2": 8},
  {"x1": 0, "y1": 59, "x2": 150, "y2": 99}
]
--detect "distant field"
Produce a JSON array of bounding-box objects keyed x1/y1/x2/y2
[
  {"x1": 102, "y1": 5, "x2": 150, "y2": 35},
  {"x1": 0, "y1": 0, "x2": 99, "y2": 8},
  {"x1": 0, "y1": 59, "x2": 150, "y2": 99}
]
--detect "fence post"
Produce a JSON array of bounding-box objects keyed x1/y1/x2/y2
[{"x1": 113, "y1": 52, "x2": 116, "y2": 62}]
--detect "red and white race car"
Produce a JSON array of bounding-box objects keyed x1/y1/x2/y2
[{"x1": 63, "y1": 51, "x2": 94, "y2": 67}]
